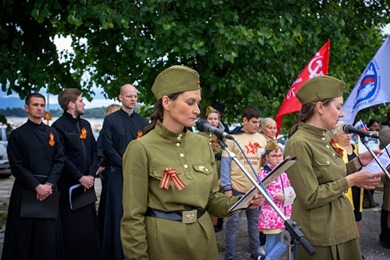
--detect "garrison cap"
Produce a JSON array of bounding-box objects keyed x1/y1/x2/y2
[
  {"x1": 205, "y1": 106, "x2": 219, "y2": 117},
  {"x1": 151, "y1": 65, "x2": 200, "y2": 99},
  {"x1": 296, "y1": 76, "x2": 345, "y2": 105}
]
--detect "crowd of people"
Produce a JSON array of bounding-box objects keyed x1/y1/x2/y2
[{"x1": 1, "y1": 65, "x2": 390, "y2": 260}]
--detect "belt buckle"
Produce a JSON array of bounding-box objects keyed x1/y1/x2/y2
[{"x1": 182, "y1": 209, "x2": 197, "y2": 224}]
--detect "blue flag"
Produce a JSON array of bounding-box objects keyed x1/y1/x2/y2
[{"x1": 343, "y1": 36, "x2": 390, "y2": 124}]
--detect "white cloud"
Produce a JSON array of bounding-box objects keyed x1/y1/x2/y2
[{"x1": 54, "y1": 35, "x2": 73, "y2": 53}]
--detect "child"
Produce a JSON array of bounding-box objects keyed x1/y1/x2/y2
[{"x1": 258, "y1": 140, "x2": 295, "y2": 260}]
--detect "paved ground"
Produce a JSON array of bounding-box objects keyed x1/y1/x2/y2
[{"x1": 1, "y1": 176, "x2": 390, "y2": 259}]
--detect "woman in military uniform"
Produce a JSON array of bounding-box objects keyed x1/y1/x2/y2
[
  {"x1": 284, "y1": 76, "x2": 383, "y2": 260},
  {"x1": 120, "y1": 65, "x2": 263, "y2": 260}
]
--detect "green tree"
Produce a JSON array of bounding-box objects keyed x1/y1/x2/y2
[{"x1": 1, "y1": 0, "x2": 389, "y2": 132}]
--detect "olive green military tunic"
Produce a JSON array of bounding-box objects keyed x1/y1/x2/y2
[
  {"x1": 121, "y1": 121, "x2": 238, "y2": 260},
  {"x1": 284, "y1": 123, "x2": 361, "y2": 260}
]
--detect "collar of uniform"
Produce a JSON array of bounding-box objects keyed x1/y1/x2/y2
[
  {"x1": 27, "y1": 119, "x2": 45, "y2": 129},
  {"x1": 119, "y1": 108, "x2": 134, "y2": 117},
  {"x1": 298, "y1": 122, "x2": 328, "y2": 137},
  {"x1": 63, "y1": 111, "x2": 80, "y2": 122},
  {"x1": 154, "y1": 120, "x2": 187, "y2": 142}
]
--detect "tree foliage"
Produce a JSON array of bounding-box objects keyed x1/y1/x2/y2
[{"x1": 1, "y1": 0, "x2": 389, "y2": 133}]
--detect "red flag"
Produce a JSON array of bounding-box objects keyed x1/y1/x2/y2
[{"x1": 275, "y1": 39, "x2": 330, "y2": 136}]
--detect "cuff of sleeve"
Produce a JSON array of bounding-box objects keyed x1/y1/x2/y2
[
  {"x1": 346, "y1": 159, "x2": 358, "y2": 175},
  {"x1": 339, "y1": 177, "x2": 349, "y2": 194},
  {"x1": 356, "y1": 156, "x2": 364, "y2": 168}
]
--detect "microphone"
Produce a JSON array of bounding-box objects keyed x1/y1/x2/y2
[
  {"x1": 196, "y1": 119, "x2": 234, "y2": 140},
  {"x1": 342, "y1": 124, "x2": 379, "y2": 138}
]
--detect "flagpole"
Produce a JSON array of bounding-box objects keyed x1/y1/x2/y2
[{"x1": 46, "y1": 93, "x2": 50, "y2": 125}]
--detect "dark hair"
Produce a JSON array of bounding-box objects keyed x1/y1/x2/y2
[
  {"x1": 25, "y1": 93, "x2": 45, "y2": 105},
  {"x1": 367, "y1": 118, "x2": 379, "y2": 128},
  {"x1": 58, "y1": 88, "x2": 81, "y2": 111},
  {"x1": 144, "y1": 92, "x2": 181, "y2": 134},
  {"x1": 242, "y1": 106, "x2": 261, "y2": 120},
  {"x1": 288, "y1": 98, "x2": 333, "y2": 138}
]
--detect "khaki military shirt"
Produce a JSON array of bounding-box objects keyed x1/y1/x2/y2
[
  {"x1": 121, "y1": 121, "x2": 238, "y2": 259},
  {"x1": 284, "y1": 123, "x2": 358, "y2": 246}
]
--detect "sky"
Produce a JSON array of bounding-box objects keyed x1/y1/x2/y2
[
  {"x1": 0, "y1": 36, "x2": 121, "y2": 109},
  {"x1": 1, "y1": 24, "x2": 390, "y2": 108}
]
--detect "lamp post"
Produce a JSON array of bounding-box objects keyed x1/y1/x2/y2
[{"x1": 44, "y1": 93, "x2": 52, "y2": 125}]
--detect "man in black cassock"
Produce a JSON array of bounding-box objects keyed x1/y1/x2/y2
[
  {"x1": 52, "y1": 88, "x2": 102, "y2": 259},
  {"x1": 2, "y1": 93, "x2": 65, "y2": 260},
  {"x1": 100, "y1": 83, "x2": 149, "y2": 260}
]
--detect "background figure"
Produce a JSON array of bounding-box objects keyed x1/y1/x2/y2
[
  {"x1": 212, "y1": 100, "x2": 230, "y2": 133},
  {"x1": 97, "y1": 103, "x2": 121, "y2": 240},
  {"x1": 52, "y1": 88, "x2": 102, "y2": 260},
  {"x1": 2, "y1": 93, "x2": 65, "y2": 260},
  {"x1": 258, "y1": 117, "x2": 277, "y2": 142},
  {"x1": 367, "y1": 118, "x2": 381, "y2": 132},
  {"x1": 197, "y1": 105, "x2": 224, "y2": 232},
  {"x1": 120, "y1": 65, "x2": 263, "y2": 259},
  {"x1": 258, "y1": 140, "x2": 293, "y2": 260},
  {"x1": 332, "y1": 124, "x2": 364, "y2": 239},
  {"x1": 221, "y1": 106, "x2": 267, "y2": 260},
  {"x1": 257, "y1": 117, "x2": 278, "y2": 255},
  {"x1": 101, "y1": 84, "x2": 149, "y2": 260},
  {"x1": 284, "y1": 76, "x2": 383, "y2": 260},
  {"x1": 364, "y1": 118, "x2": 380, "y2": 209},
  {"x1": 379, "y1": 110, "x2": 390, "y2": 249}
]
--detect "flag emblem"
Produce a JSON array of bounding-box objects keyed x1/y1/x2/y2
[
  {"x1": 353, "y1": 62, "x2": 379, "y2": 109},
  {"x1": 342, "y1": 36, "x2": 390, "y2": 124}
]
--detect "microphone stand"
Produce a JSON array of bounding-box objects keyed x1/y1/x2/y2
[
  {"x1": 359, "y1": 135, "x2": 390, "y2": 179},
  {"x1": 218, "y1": 138, "x2": 316, "y2": 257}
]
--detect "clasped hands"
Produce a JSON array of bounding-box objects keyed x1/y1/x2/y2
[
  {"x1": 79, "y1": 175, "x2": 95, "y2": 190},
  {"x1": 35, "y1": 183, "x2": 53, "y2": 201}
]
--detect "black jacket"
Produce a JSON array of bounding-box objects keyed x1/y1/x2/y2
[{"x1": 52, "y1": 112, "x2": 97, "y2": 189}]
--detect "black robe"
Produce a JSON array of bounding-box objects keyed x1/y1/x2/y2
[
  {"x1": 101, "y1": 109, "x2": 148, "y2": 260},
  {"x1": 2, "y1": 120, "x2": 65, "y2": 260},
  {"x1": 52, "y1": 112, "x2": 101, "y2": 260}
]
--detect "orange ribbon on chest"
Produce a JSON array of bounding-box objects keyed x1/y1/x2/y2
[{"x1": 159, "y1": 168, "x2": 186, "y2": 191}]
